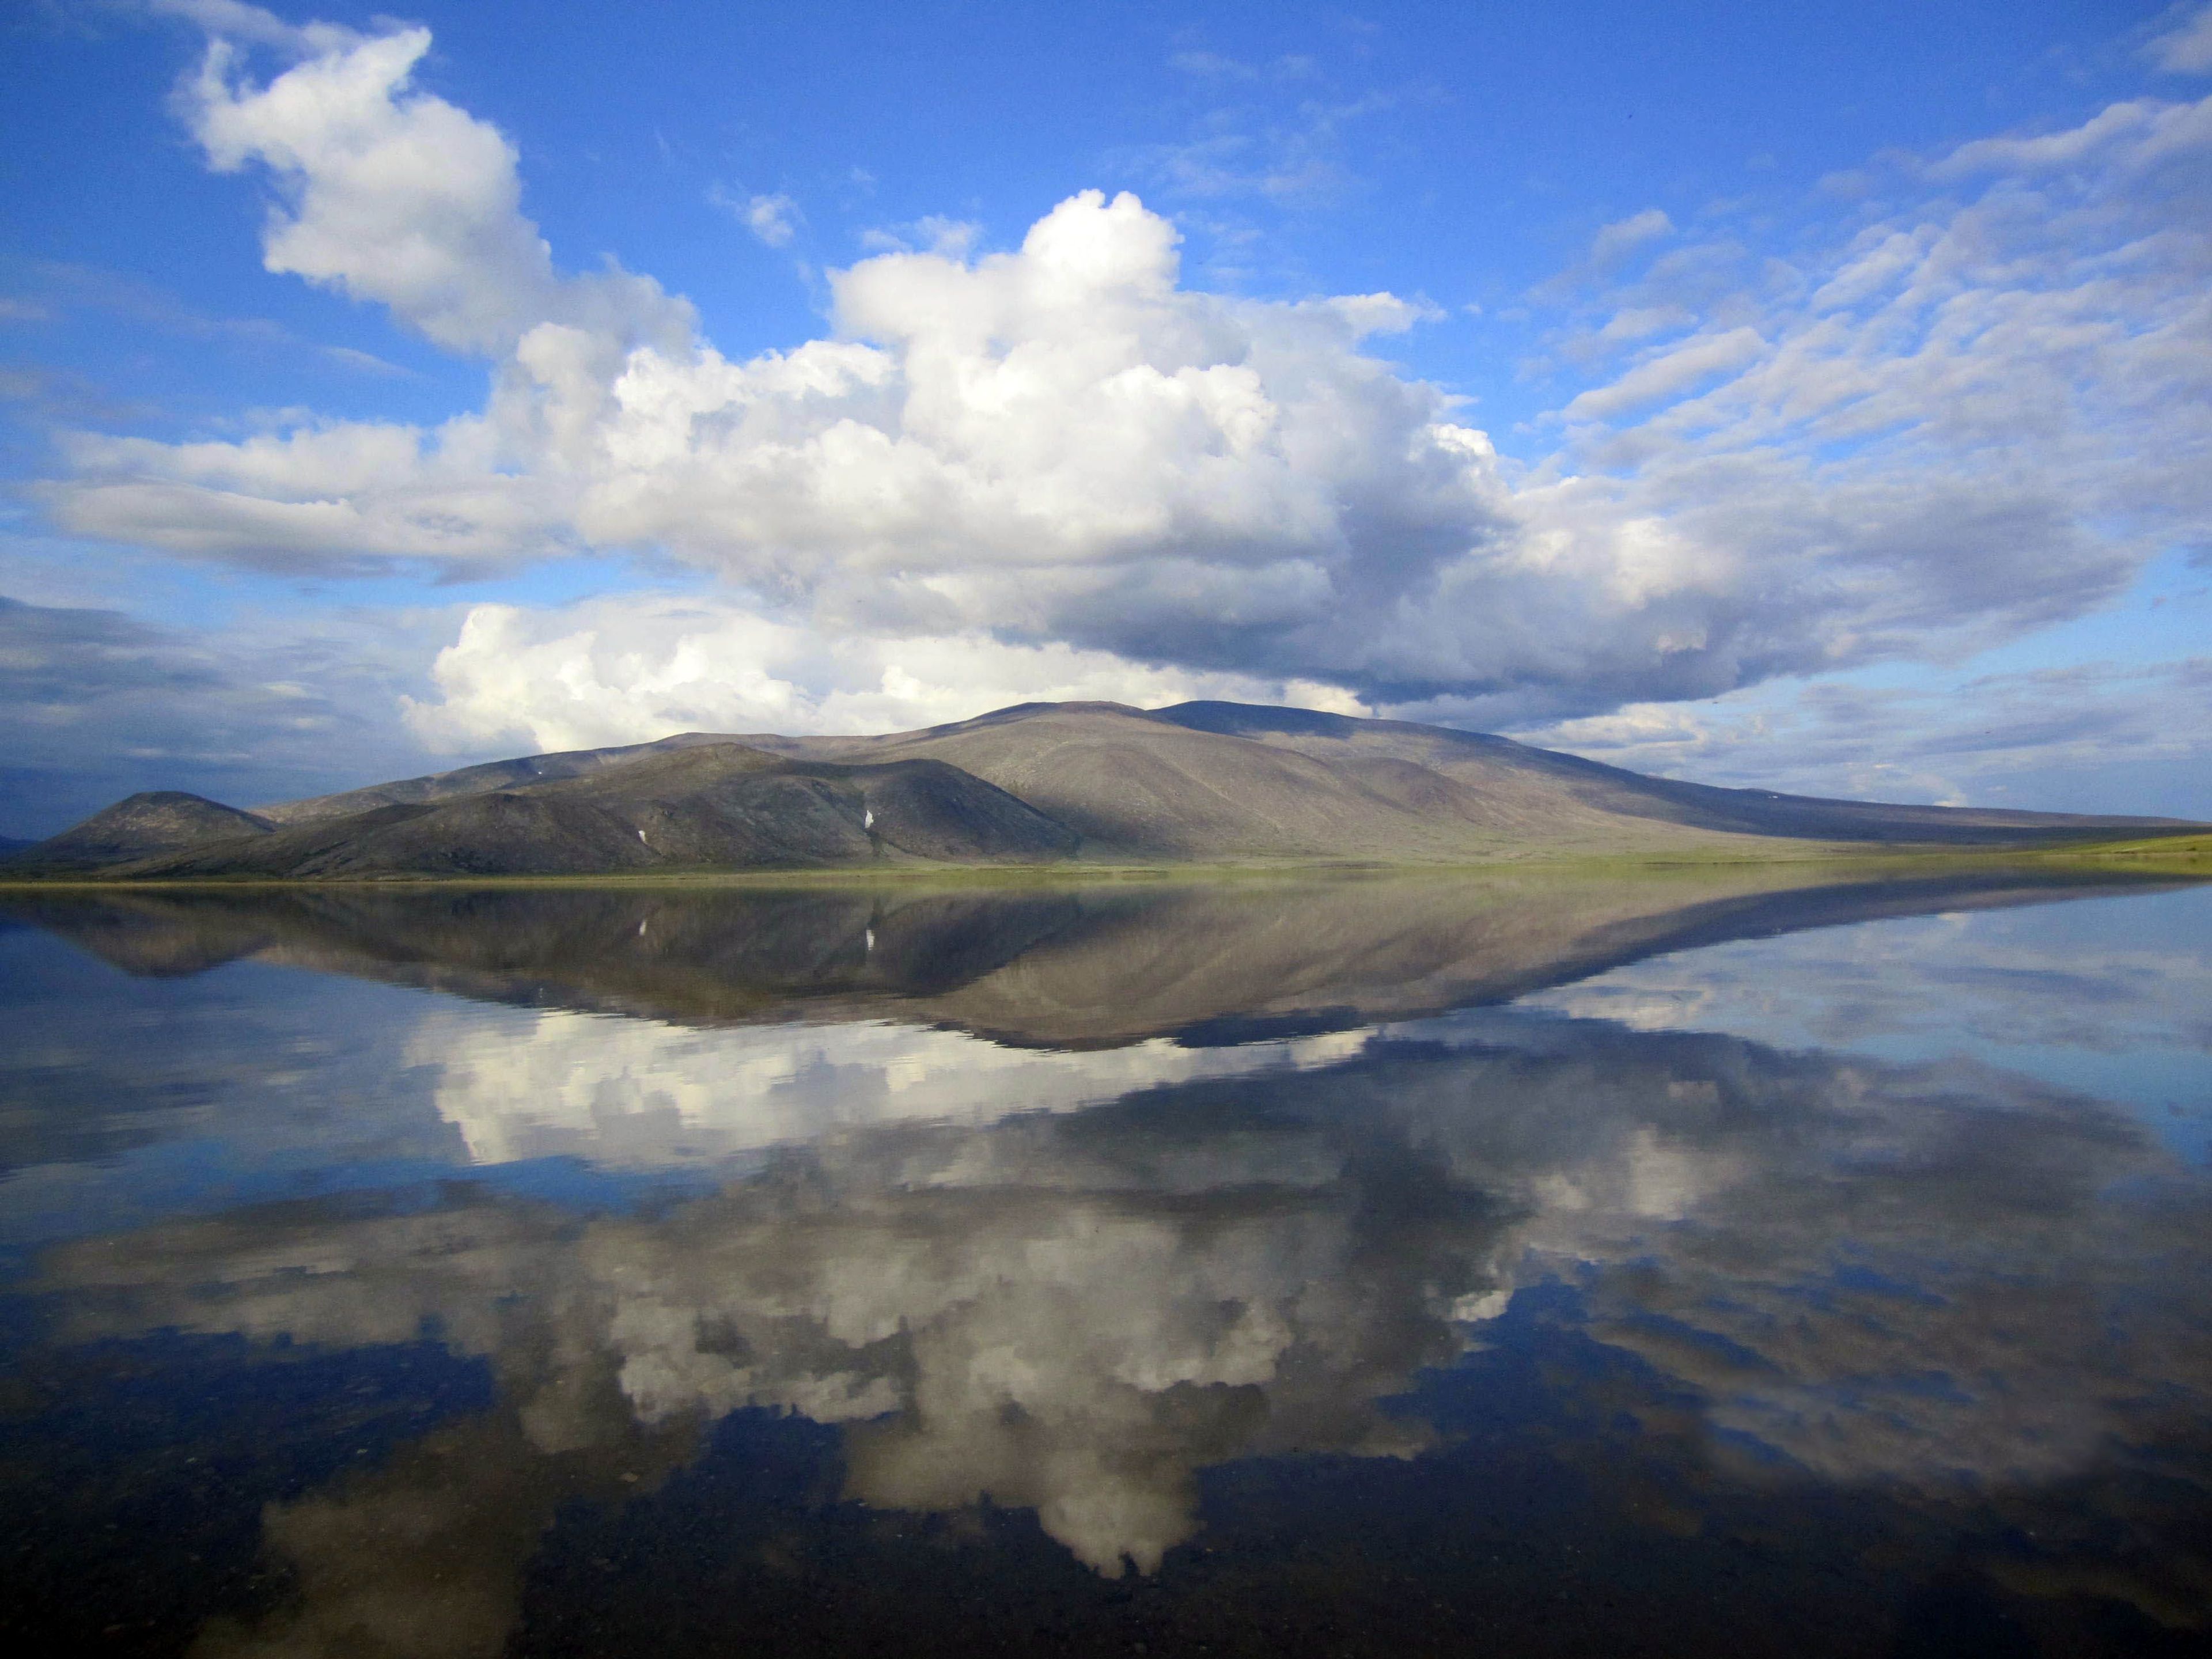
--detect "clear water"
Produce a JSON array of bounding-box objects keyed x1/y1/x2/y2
[{"x1": 2, "y1": 870, "x2": 2208, "y2": 1656}]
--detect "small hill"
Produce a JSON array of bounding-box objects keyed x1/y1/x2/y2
[
  {"x1": 118, "y1": 745, "x2": 1075, "y2": 878},
  {"x1": 9, "y1": 791, "x2": 274, "y2": 872}
]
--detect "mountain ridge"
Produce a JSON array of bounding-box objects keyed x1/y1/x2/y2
[{"x1": 5, "y1": 700, "x2": 2202, "y2": 880}]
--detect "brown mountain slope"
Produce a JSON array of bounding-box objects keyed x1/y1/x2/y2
[
  {"x1": 238, "y1": 700, "x2": 2200, "y2": 861},
  {"x1": 9, "y1": 791, "x2": 274, "y2": 872},
  {"x1": 809, "y1": 700, "x2": 2199, "y2": 856},
  {"x1": 1151, "y1": 701, "x2": 2190, "y2": 845},
  {"x1": 812, "y1": 703, "x2": 1776, "y2": 858},
  {"x1": 118, "y1": 745, "x2": 1075, "y2": 879}
]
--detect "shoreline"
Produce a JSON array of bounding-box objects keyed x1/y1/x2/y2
[{"x1": 2, "y1": 835, "x2": 2205, "y2": 893}]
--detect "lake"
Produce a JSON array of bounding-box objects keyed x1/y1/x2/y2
[{"x1": 2, "y1": 868, "x2": 2209, "y2": 1656}]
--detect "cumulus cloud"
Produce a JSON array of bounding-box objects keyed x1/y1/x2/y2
[
  {"x1": 401, "y1": 593, "x2": 1366, "y2": 753},
  {"x1": 175, "y1": 12, "x2": 690, "y2": 355},
  {"x1": 33, "y1": 9, "x2": 2212, "y2": 747}
]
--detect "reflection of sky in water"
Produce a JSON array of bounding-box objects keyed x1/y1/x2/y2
[
  {"x1": 0, "y1": 931, "x2": 467, "y2": 1245},
  {"x1": 1517, "y1": 882, "x2": 2212, "y2": 1160},
  {"x1": 5, "y1": 880, "x2": 2212, "y2": 1654},
  {"x1": 0, "y1": 921, "x2": 1371, "y2": 1244}
]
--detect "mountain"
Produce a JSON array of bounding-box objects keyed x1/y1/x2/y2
[
  {"x1": 3, "y1": 702, "x2": 2200, "y2": 880},
  {"x1": 4, "y1": 791, "x2": 274, "y2": 873},
  {"x1": 1144, "y1": 702, "x2": 2170, "y2": 844},
  {"x1": 109, "y1": 745, "x2": 1074, "y2": 880}
]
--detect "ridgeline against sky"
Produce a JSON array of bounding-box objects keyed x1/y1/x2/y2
[{"x1": 3, "y1": 0, "x2": 2210, "y2": 835}]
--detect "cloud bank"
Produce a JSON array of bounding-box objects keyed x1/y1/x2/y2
[
  {"x1": 0, "y1": 594, "x2": 431, "y2": 836},
  {"x1": 34, "y1": 6, "x2": 2212, "y2": 754}
]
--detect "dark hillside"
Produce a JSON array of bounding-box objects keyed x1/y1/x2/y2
[
  {"x1": 10, "y1": 791, "x2": 274, "y2": 872},
  {"x1": 118, "y1": 745, "x2": 1076, "y2": 878}
]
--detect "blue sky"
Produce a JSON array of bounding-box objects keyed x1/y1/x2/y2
[{"x1": 2, "y1": 0, "x2": 2209, "y2": 834}]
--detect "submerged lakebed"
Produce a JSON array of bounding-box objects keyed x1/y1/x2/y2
[{"x1": 2, "y1": 868, "x2": 2209, "y2": 1656}]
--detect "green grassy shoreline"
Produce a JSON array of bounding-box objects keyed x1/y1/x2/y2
[
  {"x1": 3, "y1": 833, "x2": 2205, "y2": 894},
  {"x1": 2020, "y1": 831, "x2": 2212, "y2": 873}
]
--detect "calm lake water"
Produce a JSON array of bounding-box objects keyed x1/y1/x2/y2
[{"x1": 2, "y1": 869, "x2": 2209, "y2": 1657}]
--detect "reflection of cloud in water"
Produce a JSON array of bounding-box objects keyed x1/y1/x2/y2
[
  {"x1": 415, "y1": 1007, "x2": 1374, "y2": 1167},
  {"x1": 41, "y1": 1004, "x2": 2212, "y2": 1616},
  {"x1": 1415, "y1": 1020, "x2": 2207, "y2": 1489}
]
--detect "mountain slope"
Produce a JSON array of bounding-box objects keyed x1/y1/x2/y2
[
  {"x1": 815, "y1": 700, "x2": 2197, "y2": 856},
  {"x1": 117, "y1": 745, "x2": 1075, "y2": 878},
  {"x1": 1152, "y1": 701, "x2": 2181, "y2": 845},
  {"x1": 9, "y1": 791, "x2": 274, "y2": 872},
  {"x1": 805, "y1": 702, "x2": 1771, "y2": 858}
]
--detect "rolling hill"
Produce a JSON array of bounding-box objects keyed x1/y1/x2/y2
[{"x1": 3, "y1": 700, "x2": 2201, "y2": 879}]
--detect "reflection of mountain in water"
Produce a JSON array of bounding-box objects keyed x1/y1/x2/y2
[
  {"x1": 6, "y1": 865, "x2": 2194, "y2": 1047},
  {"x1": 36, "y1": 1000, "x2": 2212, "y2": 1648}
]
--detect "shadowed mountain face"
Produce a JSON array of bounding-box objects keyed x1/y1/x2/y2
[
  {"x1": 5, "y1": 790, "x2": 273, "y2": 872},
  {"x1": 69, "y1": 748, "x2": 1076, "y2": 880},
  {"x1": 5, "y1": 701, "x2": 2201, "y2": 878}
]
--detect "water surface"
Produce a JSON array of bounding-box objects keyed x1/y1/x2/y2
[{"x1": 3, "y1": 869, "x2": 2209, "y2": 1656}]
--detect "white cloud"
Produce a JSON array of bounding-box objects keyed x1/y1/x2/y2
[
  {"x1": 1588, "y1": 207, "x2": 1673, "y2": 267},
  {"x1": 1114, "y1": 86, "x2": 1385, "y2": 205},
  {"x1": 33, "y1": 14, "x2": 2212, "y2": 751},
  {"x1": 2150, "y1": 3, "x2": 2212, "y2": 74},
  {"x1": 148, "y1": 0, "x2": 358, "y2": 56},
  {"x1": 177, "y1": 19, "x2": 689, "y2": 355},
  {"x1": 1165, "y1": 50, "x2": 1259, "y2": 80},
  {"x1": 711, "y1": 185, "x2": 801, "y2": 248},
  {"x1": 857, "y1": 215, "x2": 980, "y2": 258},
  {"x1": 402, "y1": 593, "x2": 1366, "y2": 754},
  {"x1": 1561, "y1": 325, "x2": 1763, "y2": 421}
]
